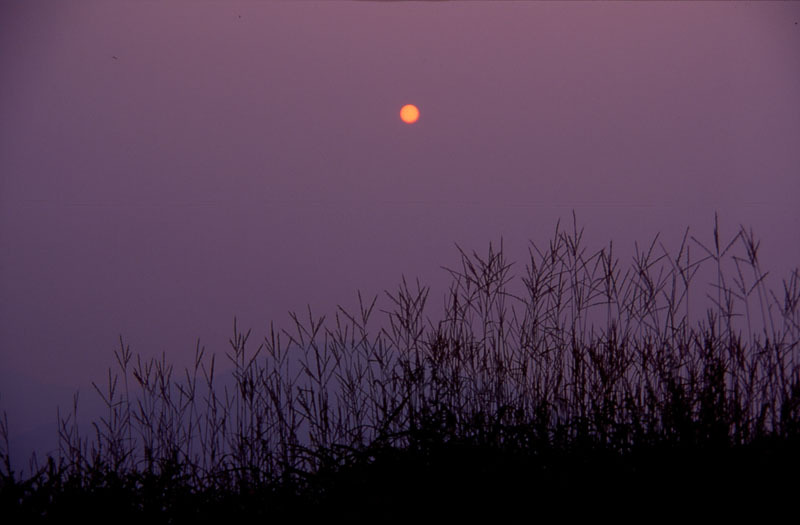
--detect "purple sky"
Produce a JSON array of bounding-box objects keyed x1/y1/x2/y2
[{"x1": 1, "y1": 1, "x2": 799, "y2": 466}]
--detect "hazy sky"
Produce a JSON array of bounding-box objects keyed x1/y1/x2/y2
[{"x1": 1, "y1": 1, "x2": 799, "y2": 466}]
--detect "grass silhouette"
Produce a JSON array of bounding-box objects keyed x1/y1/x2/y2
[{"x1": 1, "y1": 214, "x2": 799, "y2": 521}]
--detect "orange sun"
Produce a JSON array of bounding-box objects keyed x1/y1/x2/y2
[{"x1": 400, "y1": 104, "x2": 420, "y2": 124}]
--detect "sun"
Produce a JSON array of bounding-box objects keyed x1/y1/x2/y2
[{"x1": 400, "y1": 104, "x2": 420, "y2": 124}]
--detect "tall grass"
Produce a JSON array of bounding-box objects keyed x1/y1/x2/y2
[{"x1": 2, "y1": 215, "x2": 799, "y2": 519}]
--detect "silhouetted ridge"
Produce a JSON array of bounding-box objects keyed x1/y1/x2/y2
[{"x1": 2, "y1": 215, "x2": 799, "y2": 520}]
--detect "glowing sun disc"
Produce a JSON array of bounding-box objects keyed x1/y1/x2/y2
[{"x1": 400, "y1": 104, "x2": 420, "y2": 124}]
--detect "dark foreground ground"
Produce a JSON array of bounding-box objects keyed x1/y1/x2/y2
[{"x1": 3, "y1": 436, "x2": 798, "y2": 523}]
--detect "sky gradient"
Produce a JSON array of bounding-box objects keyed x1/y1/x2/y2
[{"x1": 1, "y1": 1, "x2": 799, "y2": 467}]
